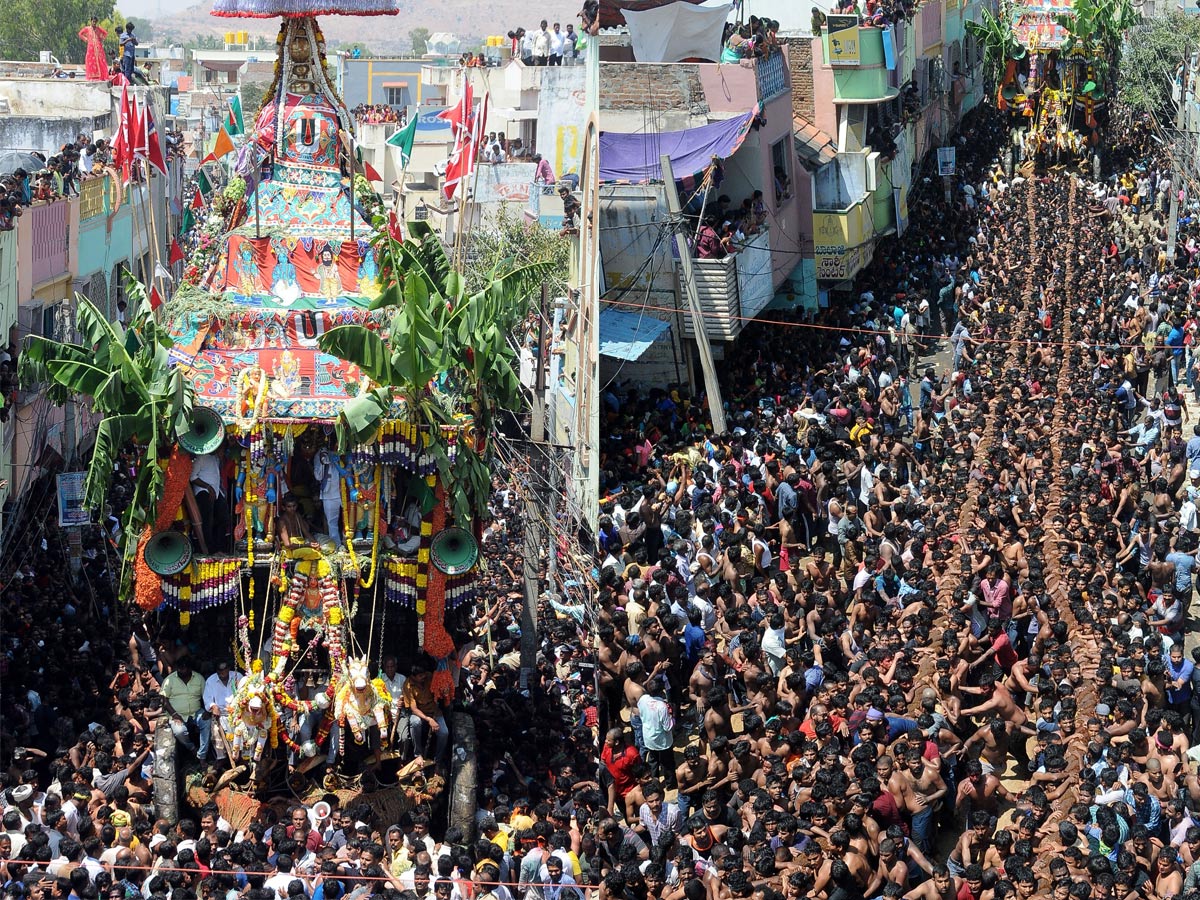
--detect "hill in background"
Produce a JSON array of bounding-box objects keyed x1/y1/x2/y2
[{"x1": 149, "y1": 0, "x2": 581, "y2": 54}]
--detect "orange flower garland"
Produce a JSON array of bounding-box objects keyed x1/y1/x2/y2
[
  {"x1": 425, "y1": 484, "x2": 456, "y2": 702},
  {"x1": 134, "y1": 448, "x2": 194, "y2": 611},
  {"x1": 134, "y1": 526, "x2": 163, "y2": 610},
  {"x1": 156, "y1": 446, "x2": 194, "y2": 530}
]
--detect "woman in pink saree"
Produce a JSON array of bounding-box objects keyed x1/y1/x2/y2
[{"x1": 78, "y1": 17, "x2": 109, "y2": 81}]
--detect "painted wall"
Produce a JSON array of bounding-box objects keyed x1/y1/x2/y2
[
  {"x1": 538, "y1": 66, "x2": 588, "y2": 178},
  {"x1": 343, "y1": 57, "x2": 429, "y2": 108}
]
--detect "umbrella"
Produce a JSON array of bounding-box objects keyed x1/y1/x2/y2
[{"x1": 0, "y1": 151, "x2": 46, "y2": 176}]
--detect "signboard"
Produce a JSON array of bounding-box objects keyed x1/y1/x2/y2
[
  {"x1": 937, "y1": 146, "x2": 956, "y2": 176},
  {"x1": 814, "y1": 205, "x2": 867, "y2": 282},
  {"x1": 407, "y1": 105, "x2": 452, "y2": 138},
  {"x1": 79, "y1": 177, "x2": 106, "y2": 219},
  {"x1": 57, "y1": 472, "x2": 90, "y2": 527},
  {"x1": 826, "y1": 15, "x2": 861, "y2": 66}
]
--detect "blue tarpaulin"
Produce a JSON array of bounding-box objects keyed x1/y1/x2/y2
[{"x1": 600, "y1": 307, "x2": 672, "y2": 361}]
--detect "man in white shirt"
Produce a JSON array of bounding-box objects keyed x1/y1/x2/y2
[
  {"x1": 548, "y1": 23, "x2": 565, "y2": 65},
  {"x1": 532, "y1": 20, "x2": 551, "y2": 65},
  {"x1": 380, "y1": 656, "x2": 411, "y2": 747},
  {"x1": 202, "y1": 662, "x2": 241, "y2": 761}
]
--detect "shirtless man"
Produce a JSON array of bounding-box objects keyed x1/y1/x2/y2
[
  {"x1": 674, "y1": 745, "x2": 713, "y2": 818},
  {"x1": 903, "y1": 864, "x2": 961, "y2": 900}
]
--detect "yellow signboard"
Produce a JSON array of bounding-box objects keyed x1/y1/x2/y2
[
  {"x1": 826, "y1": 15, "x2": 861, "y2": 66},
  {"x1": 813, "y1": 204, "x2": 867, "y2": 282},
  {"x1": 78, "y1": 176, "x2": 106, "y2": 220}
]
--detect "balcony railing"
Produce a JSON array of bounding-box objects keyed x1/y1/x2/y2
[
  {"x1": 685, "y1": 227, "x2": 773, "y2": 342},
  {"x1": 756, "y1": 52, "x2": 789, "y2": 103}
]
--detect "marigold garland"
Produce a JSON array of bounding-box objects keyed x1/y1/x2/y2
[
  {"x1": 426, "y1": 483, "x2": 456, "y2": 702},
  {"x1": 133, "y1": 527, "x2": 164, "y2": 611}
]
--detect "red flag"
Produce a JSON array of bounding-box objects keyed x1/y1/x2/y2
[
  {"x1": 437, "y1": 82, "x2": 473, "y2": 138},
  {"x1": 442, "y1": 92, "x2": 487, "y2": 201},
  {"x1": 169, "y1": 238, "x2": 185, "y2": 265},
  {"x1": 387, "y1": 210, "x2": 404, "y2": 243},
  {"x1": 464, "y1": 91, "x2": 488, "y2": 190},
  {"x1": 143, "y1": 101, "x2": 168, "y2": 176},
  {"x1": 363, "y1": 160, "x2": 383, "y2": 183},
  {"x1": 200, "y1": 151, "x2": 218, "y2": 165},
  {"x1": 131, "y1": 94, "x2": 148, "y2": 161},
  {"x1": 148, "y1": 284, "x2": 163, "y2": 311},
  {"x1": 110, "y1": 83, "x2": 133, "y2": 175},
  {"x1": 191, "y1": 187, "x2": 204, "y2": 209}
]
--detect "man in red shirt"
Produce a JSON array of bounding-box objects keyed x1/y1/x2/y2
[
  {"x1": 284, "y1": 805, "x2": 323, "y2": 854},
  {"x1": 970, "y1": 619, "x2": 1018, "y2": 674},
  {"x1": 601, "y1": 728, "x2": 641, "y2": 805}
]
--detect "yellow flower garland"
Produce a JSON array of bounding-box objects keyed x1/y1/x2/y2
[
  {"x1": 341, "y1": 473, "x2": 360, "y2": 574},
  {"x1": 245, "y1": 449, "x2": 256, "y2": 598},
  {"x1": 358, "y1": 464, "x2": 383, "y2": 589}
]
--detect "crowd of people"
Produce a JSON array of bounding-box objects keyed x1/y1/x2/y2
[
  {"x1": 596, "y1": 103, "x2": 1200, "y2": 900},
  {"x1": 0, "y1": 126, "x2": 184, "y2": 232},
  {"x1": 507, "y1": 22, "x2": 585, "y2": 66},
  {"x1": 353, "y1": 106, "x2": 405, "y2": 126},
  {"x1": 13, "y1": 52, "x2": 1200, "y2": 900},
  {"x1": 720, "y1": 18, "x2": 782, "y2": 65},
  {"x1": 0, "y1": 446, "x2": 595, "y2": 900}
]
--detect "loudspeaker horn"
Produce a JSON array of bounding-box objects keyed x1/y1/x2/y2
[
  {"x1": 143, "y1": 530, "x2": 194, "y2": 576},
  {"x1": 430, "y1": 526, "x2": 479, "y2": 575},
  {"x1": 177, "y1": 406, "x2": 226, "y2": 456}
]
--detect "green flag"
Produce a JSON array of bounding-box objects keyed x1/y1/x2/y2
[
  {"x1": 196, "y1": 168, "x2": 212, "y2": 196},
  {"x1": 181, "y1": 206, "x2": 194, "y2": 236},
  {"x1": 225, "y1": 94, "x2": 245, "y2": 136},
  {"x1": 386, "y1": 112, "x2": 419, "y2": 168}
]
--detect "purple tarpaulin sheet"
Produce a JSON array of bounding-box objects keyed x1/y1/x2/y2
[{"x1": 599, "y1": 109, "x2": 758, "y2": 183}]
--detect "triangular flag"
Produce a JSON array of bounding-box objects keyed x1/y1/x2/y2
[
  {"x1": 191, "y1": 186, "x2": 204, "y2": 209},
  {"x1": 438, "y1": 83, "x2": 473, "y2": 138},
  {"x1": 363, "y1": 160, "x2": 383, "y2": 183},
  {"x1": 386, "y1": 113, "x2": 419, "y2": 169},
  {"x1": 169, "y1": 238, "x2": 185, "y2": 265},
  {"x1": 201, "y1": 151, "x2": 218, "y2": 165},
  {"x1": 225, "y1": 94, "x2": 245, "y2": 136},
  {"x1": 148, "y1": 284, "x2": 163, "y2": 311},
  {"x1": 196, "y1": 168, "x2": 212, "y2": 196},
  {"x1": 212, "y1": 124, "x2": 235, "y2": 159},
  {"x1": 143, "y1": 102, "x2": 168, "y2": 177},
  {"x1": 181, "y1": 207, "x2": 194, "y2": 235}
]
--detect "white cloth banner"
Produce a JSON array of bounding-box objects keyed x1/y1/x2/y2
[{"x1": 624, "y1": 1, "x2": 732, "y2": 63}]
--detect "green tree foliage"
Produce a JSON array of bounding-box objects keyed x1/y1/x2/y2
[
  {"x1": 1120, "y1": 12, "x2": 1200, "y2": 120},
  {"x1": 462, "y1": 205, "x2": 571, "y2": 299},
  {"x1": 409, "y1": 27, "x2": 430, "y2": 55},
  {"x1": 0, "y1": 0, "x2": 120, "y2": 65},
  {"x1": 318, "y1": 219, "x2": 556, "y2": 526},
  {"x1": 18, "y1": 278, "x2": 193, "y2": 555}
]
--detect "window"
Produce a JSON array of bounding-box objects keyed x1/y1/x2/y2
[
  {"x1": 385, "y1": 86, "x2": 410, "y2": 107},
  {"x1": 42, "y1": 303, "x2": 58, "y2": 342},
  {"x1": 771, "y1": 137, "x2": 793, "y2": 205}
]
